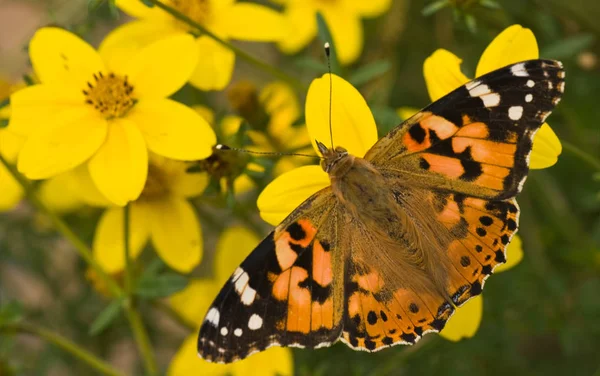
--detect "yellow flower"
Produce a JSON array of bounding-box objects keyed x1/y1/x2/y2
[
  {"x1": 258, "y1": 74, "x2": 377, "y2": 224},
  {"x1": 272, "y1": 0, "x2": 392, "y2": 65},
  {"x1": 423, "y1": 24, "x2": 562, "y2": 169},
  {"x1": 109, "y1": 0, "x2": 286, "y2": 91},
  {"x1": 168, "y1": 226, "x2": 293, "y2": 375},
  {"x1": 8, "y1": 27, "x2": 215, "y2": 206},
  {"x1": 0, "y1": 78, "x2": 25, "y2": 211},
  {"x1": 92, "y1": 154, "x2": 208, "y2": 274}
]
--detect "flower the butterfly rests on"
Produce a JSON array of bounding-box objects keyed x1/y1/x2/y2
[{"x1": 197, "y1": 60, "x2": 565, "y2": 363}]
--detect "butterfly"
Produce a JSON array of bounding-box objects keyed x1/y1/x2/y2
[{"x1": 197, "y1": 59, "x2": 565, "y2": 363}]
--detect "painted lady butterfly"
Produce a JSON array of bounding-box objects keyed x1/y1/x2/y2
[{"x1": 198, "y1": 59, "x2": 565, "y2": 363}]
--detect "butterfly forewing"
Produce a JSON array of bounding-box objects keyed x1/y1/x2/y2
[
  {"x1": 198, "y1": 189, "x2": 345, "y2": 363},
  {"x1": 366, "y1": 59, "x2": 564, "y2": 200}
]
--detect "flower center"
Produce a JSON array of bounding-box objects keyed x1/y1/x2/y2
[
  {"x1": 171, "y1": 0, "x2": 211, "y2": 28},
  {"x1": 139, "y1": 164, "x2": 170, "y2": 201},
  {"x1": 83, "y1": 72, "x2": 135, "y2": 118}
]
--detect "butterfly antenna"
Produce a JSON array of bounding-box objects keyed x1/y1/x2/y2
[
  {"x1": 216, "y1": 144, "x2": 320, "y2": 159},
  {"x1": 325, "y1": 42, "x2": 334, "y2": 150}
]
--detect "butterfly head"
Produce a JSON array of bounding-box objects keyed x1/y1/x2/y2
[{"x1": 316, "y1": 140, "x2": 353, "y2": 176}]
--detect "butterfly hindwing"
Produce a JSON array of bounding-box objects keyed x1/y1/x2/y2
[
  {"x1": 366, "y1": 59, "x2": 564, "y2": 200},
  {"x1": 198, "y1": 189, "x2": 344, "y2": 363}
]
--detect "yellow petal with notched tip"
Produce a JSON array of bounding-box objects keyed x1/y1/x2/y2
[
  {"x1": 278, "y1": 4, "x2": 318, "y2": 55},
  {"x1": 88, "y1": 119, "x2": 148, "y2": 206},
  {"x1": 148, "y1": 197, "x2": 202, "y2": 273},
  {"x1": 476, "y1": 25, "x2": 539, "y2": 77},
  {"x1": 306, "y1": 74, "x2": 378, "y2": 157},
  {"x1": 440, "y1": 294, "x2": 483, "y2": 342},
  {"x1": 29, "y1": 28, "x2": 105, "y2": 91},
  {"x1": 424, "y1": 49, "x2": 470, "y2": 102},
  {"x1": 321, "y1": 9, "x2": 363, "y2": 65},
  {"x1": 258, "y1": 165, "x2": 329, "y2": 225},
  {"x1": 223, "y1": 3, "x2": 286, "y2": 42}
]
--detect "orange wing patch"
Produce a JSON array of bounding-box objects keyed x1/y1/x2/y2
[{"x1": 342, "y1": 263, "x2": 454, "y2": 351}]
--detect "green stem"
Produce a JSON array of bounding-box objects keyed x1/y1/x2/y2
[
  {"x1": 123, "y1": 203, "x2": 158, "y2": 375},
  {"x1": 562, "y1": 140, "x2": 600, "y2": 172},
  {"x1": 143, "y1": 0, "x2": 306, "y2": 92},
  {"x1": 123, "y1": 204, "x2": 133, "y2": 293},
  {"x1": 2, "y1": 322, "x2": 124, "y2": 376},
  {"x1": 124, "y1": 306, "x2": 158, "y2": 375},
  {"x1": 0, "y1": 154, "x2": 123, "y2": 298}
]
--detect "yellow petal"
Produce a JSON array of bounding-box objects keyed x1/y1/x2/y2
[
  {"x1": 278, "y1": 4, "x2": 317, "y2": 55},
  {"x1": 121, "y1": 34, "x2": 198, "y2": 98},
  {"x1": 220, "y1": 115, "x2": 243, "y2": 138},
  {"x1": 229, "y1": 347, "x2": 293, "y2": 376},
  {"x1": 261, "y1": 82, "x2": 300, "y2": 137},
  {"x1": 193, "y1": 105, "x2": 216, "y2": 126},
  {"x1": 17, "y1": 112, "x2": 107, "y2": 180},
  {"x1": 396, "y1": 107, "x2": 420, "y2": 121},
  {"x1": 93, "y1": 205, "x2": 151, "y2": 273},
  {"x1": 166, "y1": 167, "x2": 209, "y2": 198},
  {"x1": 168, "y1": 335, "x2": 232, "y2": 376},
  {"x1": 423, "y1": 49, "x2": 470, "y2": 101},
  {"x1": 322, "y1": 9, "x2": 363, "y2": 65},
  {"x1": 223, "y1": 3, "x2": 286, "y2": 42},
  {"x1": 231, "y1": 174, "x2": 256, "y2": 196},
  {"x1": 128, "y1": 99, "x2": 216, "y2": 160},
  {"x1": 148, "y1": 197, "x2": 202, "y2": 273},
  {"x1": 215, "y1": 227, "x2": 260, "y2": 285},
  {"x1": 440, "y1": 295, "x2": 483, "y2": 342},
  {"x1": 115, "y1": 0, "x2": 167, "y2": 20},
  {"x1": 306, "y1": 74, "x2": 378, "y2": 156},
  {"x1": 168, "y1": 335, "x2": 293, "y2": 376},
  {"x1": 99, "y1": 21, "x2": 180, "y2": 73},
  {"x1": 189, "y1": 36, "x2": 236, "y2": 91},
  {"x1": 88, "y1": 119, "x2": 148, "y2": 206},
  {"x1": 40, "y1": 166, "x2": 111, "y2": 213},
  {"x1": 29, "y1": 27, "x2": 105, "y2": 90},
  {"x1": 530, "y1": 123, "x2": 562, "y2": 169},
  {"x1": 495, "y1": 234, "x2": 523, "y2": 273},
  {"x1": 476, "y1": 25, "x2": 539, "y2": 77},
  {"x1": 346, "y1": 0, "x2": 392, "y2": 17},
  {"x1": 8, "y1": 85, "x2": 89, "y2": 136},
  {"x1": 257, "y1": 165, "x2": 329, "y2": 225},
  {"x1": 0, "y1": 163, "x2": 23, "y2": 212},
  {"x1": 0, "y1": 129, "x2": 26, "y2": 163},
  {"x1": 169, "y1": 280, "x2": 221, "y2": 328}
]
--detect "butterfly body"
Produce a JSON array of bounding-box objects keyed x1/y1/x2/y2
[{"x1": 198, "y1": 59, "x2": 565, "y2": 363}]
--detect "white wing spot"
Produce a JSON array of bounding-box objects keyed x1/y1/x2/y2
[
  {"x1": 240, "y1": 286, "x2": 257, "y2": 306},
  {"x1": 480, "y1": 93, "x2": 501, "y2": 107},
  {"x1": 248, "y1": 314, "x2": 263, "y2": 330},
  {"x1": 205, "y1": 308, "x2": 220, "y2": 327},
  {"x1": 525, "y1": 94, "x2": 533, "y2": 102},
  {"x1": 234, "y1": 270, "x2": 250, "y2": 295},
  {"x1": 548, "y1": 81, "x2": 553, "y2": 90},
  {"x1": 511, "y1": 62, "x2": 528, "y2": 77},
  {"x1": 469, "y1": 84, "x2": 490, "y2": 96},
  {"x1": 557, "y1": 82, "x2": 565, "y2": 93},
  {"x1": 526, "y1": 80, "x2": 535, "y2": 88},
  {"x1": 508, "y1": 106, "x2": 523, "y2": 120},
  {"x1": 220, "y1": 327, "x2": 228, "y2": 336},
  {"x1": 234, "y1": 328, "x2": 243, "y2": 337}
]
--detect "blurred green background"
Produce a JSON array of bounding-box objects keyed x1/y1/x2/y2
[{"x1": 1, "y1": 0, "x2": 599, "y2": 375}]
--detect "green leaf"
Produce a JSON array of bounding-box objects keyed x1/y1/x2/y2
[
  {"x1": 316, "y1": 12, "x2": 341, "y2": 76},
  {"x1": 89, "y1": 299, "x2": 123, "y2": 336},
  {"x1": 0, "y1": 302, "x2": 23, "y2": 327},
  {"x1": 136, "y1": 274, "x2": 188, "y2": 299},
  {"x1": 349, "y1": 60, "x2": 391, "y2": 86},
  {"x1": 0, "y1": 119, "x2": 8, "y2": 129},
  {"x1": 140, "y1": 0, "x2": 155, "y2": 7},
  {"x1": 422, "y1": 0, "x2": 450, "y2": 16},
  {"x1": 541, "y1": 34, "x2": 595, "y2": 59},
  {"x1": 479, "y1": 0, "x2": 501, "y2": 9}
]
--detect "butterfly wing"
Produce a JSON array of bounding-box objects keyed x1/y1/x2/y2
[
  {"x1": 365, "y1": 59, "x2": 564, "y2": 200},
  {"x1": 198, "y1": 188, "x2": 346, "y2": 363}
]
